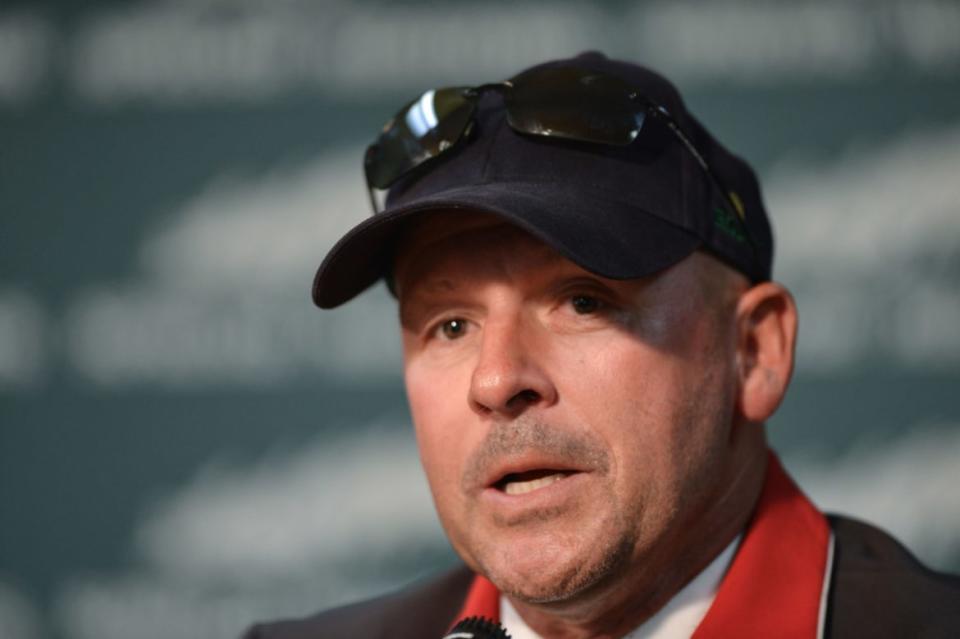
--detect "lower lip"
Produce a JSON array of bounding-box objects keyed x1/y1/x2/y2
[{"x1": 480, "y1": 471, "x2": 590, "y2": 511}]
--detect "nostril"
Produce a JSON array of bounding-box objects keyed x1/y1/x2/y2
[{"x1": 507, "y1": 389, "x2": 540, "y2": 407}]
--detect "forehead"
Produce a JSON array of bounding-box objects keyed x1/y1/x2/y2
[
  {"x1": 392, "y1": 210, "x2": 571, "y2": 292},
  {"x1": 390, "y1": 209, "x2": 742, "y2": 315}
]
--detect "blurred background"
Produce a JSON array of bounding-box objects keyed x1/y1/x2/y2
[{"x1": 1, "y1": 0, "x2": 959, "y2": 637}]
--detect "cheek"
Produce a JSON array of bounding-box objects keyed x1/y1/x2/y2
[
  {"x1": 556, "y1": 329, "x2": 730, "y2": 496},
  {"x1": 561, "y1": 336, "x2": 690, "y2": 438},
  {"x1": 404, "y1": 362, "x2": 472, "y2": 507}
]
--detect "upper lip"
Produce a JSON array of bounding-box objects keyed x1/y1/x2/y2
[{"x1": 480, "y1": 455, "x2": 587, "y2": 492}]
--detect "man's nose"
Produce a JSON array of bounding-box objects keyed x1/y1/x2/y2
[{"x1": 468, "y1": 316, "x2": 558, "y2": 418}]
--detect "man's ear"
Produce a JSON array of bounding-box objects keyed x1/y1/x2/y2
[{"x1": 734, "y1": 282, "x2": 798, "y2": 422}]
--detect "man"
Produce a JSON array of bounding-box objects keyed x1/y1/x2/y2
[{"x1": 245, "y1": 53, "x2": 960, "y2": 638}]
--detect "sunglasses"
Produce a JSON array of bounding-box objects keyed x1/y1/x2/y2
[{"x1": 364, "y1": 65, "x2": 753, "y2": 249}]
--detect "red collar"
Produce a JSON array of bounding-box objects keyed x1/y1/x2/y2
[{"x1": 453, "y1": 451, "x2": 832, "y2": 637}]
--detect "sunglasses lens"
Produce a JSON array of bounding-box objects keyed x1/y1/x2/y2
[
  {"x1": 505, "y1": 66, "x2": 644, "y2": 146},
  {"x1": 365, "y1": 86, "x2": 475, "y2": 189}
]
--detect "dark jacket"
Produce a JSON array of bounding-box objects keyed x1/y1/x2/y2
[{"x1": 243, "y1": 515, "x2": 960, "y2": 638}]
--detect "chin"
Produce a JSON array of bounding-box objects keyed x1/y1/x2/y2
[{"x1": 482, "y1": 530, "x2": 636, "y2": 605}]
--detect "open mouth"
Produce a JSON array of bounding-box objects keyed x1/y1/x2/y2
[{"x1": 494, "y1": 469, "x2": 575, "y2": 495}]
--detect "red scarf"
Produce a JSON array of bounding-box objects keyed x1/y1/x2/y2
[{"x1": 453, "y1": 452, "x2": 832, "y2": 638}]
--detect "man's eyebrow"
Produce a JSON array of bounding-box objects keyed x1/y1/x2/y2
[
  {"x1": 397, "y1": 279, "x2": 462, "y2": 329},
  {"x1": 397, "y1": 276, "x2": 458, "y2": 304},
  {"x1": 418, "y1": 278, "x2": 458, "y2": 293}
]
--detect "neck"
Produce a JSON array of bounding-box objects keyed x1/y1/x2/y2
[{"x1": 508, "y1": 429, "x2": 768, "y2": 639}]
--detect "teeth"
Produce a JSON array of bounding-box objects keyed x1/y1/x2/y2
[{"x1": 504, "y1": 473, "x2": 565, "y2": 495}]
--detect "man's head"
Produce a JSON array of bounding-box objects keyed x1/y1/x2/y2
[
  {"x1": 311, "y1": 52, "x2": 797, "y2": 633},
  {"x1": 392, "y1": 212, "x2": 796, "y2": 623}
]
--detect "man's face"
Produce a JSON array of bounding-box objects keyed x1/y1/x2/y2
[{"x1": 395, "y1": 212, "x2": 744, "y2": 605}]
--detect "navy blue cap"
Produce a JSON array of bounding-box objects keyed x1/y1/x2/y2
[{"x1": 312, "y1": 52, "x2": 773, "y2": 309}]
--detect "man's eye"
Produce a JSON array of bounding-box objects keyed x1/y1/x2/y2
[
  {"x1": 571, "y1": 295, "x2": 601, "y2": 314},
  {"x1": 438, "y1": 318, "x2": 469, "y2": 339}
]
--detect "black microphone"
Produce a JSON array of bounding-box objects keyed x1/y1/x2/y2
[{"x1": 442, "y1": 616, "x2": 512, "y2": 639}]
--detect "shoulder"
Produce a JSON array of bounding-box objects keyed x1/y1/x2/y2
[
  {"x1": 827, "y1": 514, "x2": 960, "y2": 638},
  {"x1": 241, "y1": 565, "x2": 474, "y2": 639}
]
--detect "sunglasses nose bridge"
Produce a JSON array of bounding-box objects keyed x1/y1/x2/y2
[{"x1": 462, "y1": 81, "x2": 512, "y2": 99}]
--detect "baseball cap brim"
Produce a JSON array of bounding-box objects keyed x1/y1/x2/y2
[{"x1": 312, "y1": 179, "x2": 701, "y2": 308}]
